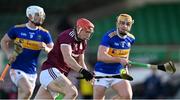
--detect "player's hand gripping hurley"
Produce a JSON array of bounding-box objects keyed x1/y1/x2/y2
[{"x1": 0, "y1": 42, "x2": 23, "y2": 81}]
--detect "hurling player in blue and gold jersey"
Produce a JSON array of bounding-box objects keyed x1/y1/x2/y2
[
  {"x1": 0, "y1": 5, "x2": 54, "y2": 99},
  {"x1": 94, "y1": 14, "x2": 135, "y2": 100}
]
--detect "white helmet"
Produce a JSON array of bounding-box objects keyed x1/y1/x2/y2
[{"x1": 26, "y1": 5, "x2": 45, "y2": 25}]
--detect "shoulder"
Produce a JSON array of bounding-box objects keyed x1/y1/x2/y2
[
  {"x1": 7, "y1": 24, "x2": 26, "y2": 34},
  {"x1": 60, "y1": 29, "x2": 74, "y2": 38},
  {"x1": 14, "y1": 24, "x2": 26, "y2": 28},
  {"x1": 108, "y1": 32, "x2": 117, "y2": 38},
  {"x1": 106, "y1": 29, "x2": 117, "y2": 38},
  {"x1": 38, "y1": 26, "x2": 49, "y2": 33},
  {"x1": 126, "y1": 32, "x2": 135, "y2": 39},
  {"x1": 58, "y1": 29, "x2": 74, "y2": 42}
]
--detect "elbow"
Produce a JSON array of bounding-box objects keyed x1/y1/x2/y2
[
  {"x1": 0, "y1": 39, "x2": 4, "y2": 48},
  {"x1": 1, "y1": 37, "x2": 8, "y2": 47},
  {"x1": 97, "y1": 56, "x2": 105, "y2": 62},
  {"x1": 64, "y1": 58, "x2": 70, "y2": 66},
  {"x1": 0, "y1": 38, "x2": 3, "y2": 44},
  {"x1": 97, "y1": 55, "x2": 101, "y2": 61},
  {"x1": 64, "y1": 57, "x2": 73, "y2": 68}
]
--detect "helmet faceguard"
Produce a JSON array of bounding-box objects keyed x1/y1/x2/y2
[
  {"x1": 75, "y1": 18, "x2": 94, "y2": 41},
  {"x1": 116, "y1": 14, "x2": 134, "y2": 36},
  {"x1": 26, "y1": 5, "x2": 45, "y2": 26}
]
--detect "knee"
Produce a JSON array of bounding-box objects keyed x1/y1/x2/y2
[
  {"x1": 25, "y1": 88, "x2": 33, "y2": 96},
  {"x1": 72, "y1": 88, "x2": 78, "y2": 98},
  {"x1": 120, "y1": 92, "x2": 133, "y2": 99},
  {"x1": 21, "y1": 89, "x2": 33, "y2": 98}
]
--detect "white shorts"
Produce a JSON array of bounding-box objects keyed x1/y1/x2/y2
[
  {"x1": 94, "y1": 71, "x2": 123, "y2": 88},
  {"x1": 9, "y1": 69, "x2": 37, "y2": 88},
  {"x1": 40, "y1": 68, "x2": 64, "y2": 98}
]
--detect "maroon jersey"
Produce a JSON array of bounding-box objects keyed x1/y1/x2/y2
[{"x1": 41, "y1": 29, "x2": 87, "y2": 75}]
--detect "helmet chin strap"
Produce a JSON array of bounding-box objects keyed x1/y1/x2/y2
[
  {"x1": 120, "y1": 31, "x2": 127, "y2": 36},
  {"x1": 30, "y1": 20, "x2": 42, "y2": 26},
  {"x1": 116, "y1": 28, "x2": 127, "y2": 37},
  {"x1": 74, "y1": 28, "x2": 83, "y2": 42},
  {"x1": 29, "y1": 16, "x2": 43, "y2": 26}
]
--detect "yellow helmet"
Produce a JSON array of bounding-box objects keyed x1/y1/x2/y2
[{"x1": 117, "y1": 14, "x2": 134, "y2": 24}]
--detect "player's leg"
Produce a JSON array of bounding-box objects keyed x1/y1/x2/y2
[
  {"x1": 17, "y1": 78, "x2": 34, "y2": 99},
  {"x1": 93, "y1": 72, "x2": 110, "y2": 100},
  {"x1": 47, "y1": 74, "x2": 78, "y2": 99},
  {"x1": 10, "y1": 69, "x2": 37, "y2": 99},
  {"x1": 111, "y1": 80, "x2": 132, "y2": 100},
  {"x1": 93, "y1": 85, "x2": 106, "y2": 100},
  {"x1": 34, "y1": 86, "x2": 53, "y2": 99},
  {"x1": 38, "y1": 68, "x2": 78, "y2": 99}
]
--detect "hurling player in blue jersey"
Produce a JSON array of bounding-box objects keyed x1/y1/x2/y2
[
  {"x1": 94, "y1": 14, "x2": 135, "y2": 100},
  {"x1": 0, "y1": 5, "x2": 54, "y2": 99}
]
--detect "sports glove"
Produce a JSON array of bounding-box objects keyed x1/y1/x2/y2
[{"x1": 79, "y1": 68, "x2": 94, "y2": 81}]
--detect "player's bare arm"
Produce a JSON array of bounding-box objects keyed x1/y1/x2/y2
[
  {"x1": 61, "y1": 44, "x2": 83, "y2": 72},
  {"x1": 39, "y1": 42, "x2": 54, "y2": 53},
  {"x1": 78, "y1": 54, "x2": 88, "y2": 70},
  {"x1": 97, "y1": 45, "x2": 128, "y2": 65},
  {"x1": 45, "y1": 42, "x2": 54, "y2": 53},
  {"x1": 61, "y1": 44, "x2": 94, "y2": 81},
  {"x1": 79, "y1": 53, "x2": 95, "y2": 84},
  {"x1": 1, "y1": 34, "x2": 13, "y2": 55},
  {"x1": 1, "y1": 34, "x2": 16, "y2": 63}
]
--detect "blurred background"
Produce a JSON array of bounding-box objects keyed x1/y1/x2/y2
[{"x1": 0, "y1": 0, "x2": 180, "y2": 99}]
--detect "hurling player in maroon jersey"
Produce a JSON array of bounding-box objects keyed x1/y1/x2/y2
[{"x1": 35, "y1": 18, "x2": 95, "y2": 99}]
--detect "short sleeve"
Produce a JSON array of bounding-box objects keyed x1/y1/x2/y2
[
  {"x1": 131, "y1": 38, "x2": 135, "y2": 45},
  {"x1": 100, "y1": 33, "x2": 110, "y2": 47},
  {"x1": 130, "y1": 36, "x2": 135, "y2": 45},
  {"x1": 58, "y1": 31, "x2": 73, "y2": 45},
  {"x1": 43, "y1": 32, "x2": 53, "y2": 44},
  {"x1": 7, "y1": 26, "x2": 17, "y2": 39},
  {"x1": 127, "y1": 32, "x2": 135, "y2": 45}
]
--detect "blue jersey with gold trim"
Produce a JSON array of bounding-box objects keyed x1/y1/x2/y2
[
  {"x1": 7, "y1": 24, "x2": 53, "y2": 74},
  {"x1": 95, "y1": 29, "x2": 135, "y2": 74}
]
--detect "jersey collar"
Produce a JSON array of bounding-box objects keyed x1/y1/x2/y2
[
  {"x1": 26, "y1": 23, "x2": 38, "y2": 30},
  {"x1": 116, "y1": 29, "x2": 127, "y2": 39}
]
